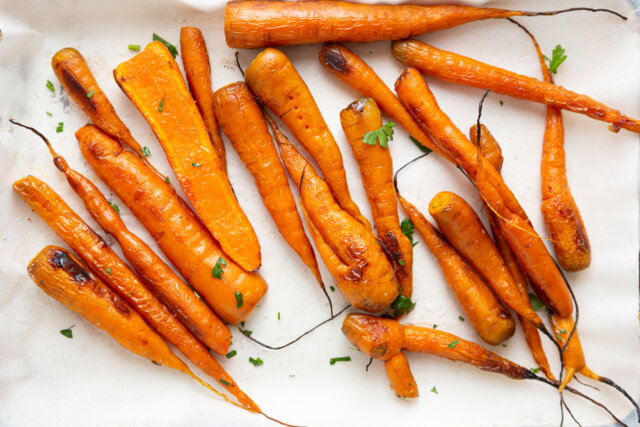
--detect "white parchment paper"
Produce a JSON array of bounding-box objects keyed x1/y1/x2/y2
[{"x1": 0, "y1": 0, "x2": 638, "y2": 426}]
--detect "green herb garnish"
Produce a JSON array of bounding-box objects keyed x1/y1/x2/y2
[
  {"x1": 249, "y1": 357, "x2": 264, "y2": 367},
  {"x1": 225, "y1": 350, "x2": 237, "y2": 359},
  {"x1": 192, "y1": 162, "x2": 201, "y2": 167},
  {"x1": 235, "y1": 291, "x2": 243, "y2": 308},
  {"x1": 458, "y1": 316, "x2": 464, "y2": 322},
  {"x1": 211, "y1": 257, "x2": 226, "y2": 279},
  {"x1": 528, "y1": 293, "x2": 543, "y2": 311},
  {"x1": 544, "y1": 45, "x2": 567, "y2": 74},
  {"x1": 56, "y1": 122, "x2": 64, "y2": 133},
  {"x1": 448, "y1": 339, "x2": 459, "y2": 349},
  {"x1": 60, "y1": 326, "x2": 74, "y2": 338},
  {"x1": 400, "y1": 218, "x2": 418, "y2": 247},
  {"x1": 109, "y1": 202, "x2": 120, "y2": 214},
  {"x1": 277, "y1": 312, "x2": 280, "y2": 320},
  {"x1": 157, "y1": 94, "x2": 165, "y2": 112},
  {"x1": 46, "y1": 80, "x2": 55, "y2": 92},
  {"x1": 164, "y1": 176, "x2": 170, "y2": 184},
  {"x1": 531, "y1": 367, "x2": 541, "y2": 374},
  {"x1": 46, "y1": 112, "x2": 52, "y2": 117},
  {"x1": 409, "y1": 136, "x2": 432, "y2": 154},
  {"x1": 329, "y1": 356, "x2": 351, "y2": 365},
  {"x1": 128, "y1": 44, "x2": 141, "y2": 52},
  {"x1": 499, "y1": 100, "x2": 504, "y2": 106},
  {"x1": 330, "y1": 286, "x2": 335, "y2": 292},
  {"x1": 431, "y1": 386, "x2": 438, "y2": 394},
  {"x1": 390, "y1": 295, "x2": 416, "y2": 317},
  {"x1": 86, "y1": 90, "x2": 94, "y2": 98},
  {"x1": 219, "y1": 379, "x2": 230, "y2": 386},
  {"x1": 243, "y1": 329, "x2": 252, "y2": 337},
  {"x1": 141, "y1": 146, "x2": 151, "y2": 157},
  {"x1": 398, "y1": 259, "x2": 405, "y2": 266},
  {"x1": 152, "y1": 33, "x2": 178, "y2": 58},
  {"x1": 105, "y1": 267, "x2": 112, "y2": 275},
  {"x1": 363, "y1": 121, "x2": 395, "y2": 148},
  {"x1": 432, "y1": 324, "x2": 438, "y2": 329}
]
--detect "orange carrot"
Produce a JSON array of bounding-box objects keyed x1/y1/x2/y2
[
  {"x1": 224, "y1": 1, "x2": 604, "y2": 48},
  {"x1": 397, "y1": 194, "x2": 514, "y2": 346},
  {"x1": 276, "y1": 135, "x2": 399, "y2": 313},
  {"x1": 76, "y1": 124, "x2": 267, "y2": 325},
  {"x1": 244, "y1": 47, "x2": 370, "y2": 228},
  {"x1": 318, "y1": 43, "x2": 451, "y2": 161},
  {"x1": 469, "y1": 124, "x2": 503, "y2": 172},
  {"x1": 395, "y1": 67, "x2": 573, "y2": 318},
  {"x1": 212, "y1": 82, "x2": 323, "y2": 288},
  {"x1": 392, "y1": 39, "x2": 640, "y2": 134},
  {"x1": 180, "y1": 26, "x2": 227, "y2": 169},
  {"x1": 14, "y1": 176, "x2": 258, "y2": 410},
  {"x1": 428, "y1": 191, "x2": 543, "y2": 329},
  {"x1": 12, "y1": 120, "x2": 230, "y2": 355},
  {"x1": 384, "y1": 352, "x2": 419, "y2": 399},
  {"x1": 114, "y1": 41, "x2": 261, "y2": 272},
  {"x1": 340, "y1": 97, "x2": 413, "y2": 298}
]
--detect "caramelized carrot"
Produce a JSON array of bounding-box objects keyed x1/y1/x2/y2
[
  {"x1": 397, "y1": 194, "x2": 514, "y2": 345},
  {"x1": 114, "y1": 41, "x2": 261, "y2": 272},
  {"x1": 244, "y1": 47, "x2": 370, "y2": 228},
  {"x1": 392, "y1": 39, "x2": 640, "y2": 134},
  {"x1": 276, "y1": 136, "x2": 398, "y2": 312},
  {"x1": 15, "y1": 120, "x2": 230, "y2": 355},
  {"x1": 340, "y1": 97, "x2": 413, "y2": 298},
  {"x1": 14, "y1": 176, "x2": 258, "y2": 410},
  {"x1": 385, "y1": 352, "x2": 419, "y2": 399},
  {"x1": 318, "y1": 43, "x2": 451, "y2": 161},
  {"x1": 76, "y1": 125, "x2": 267, "y2": 325},
  {"x1": 180, "y1": 26, "x2": 227, "y2": 169},
  {"x1": 469, "y1": 124, "x2": 503, "y2": 172},
  {"x1": 212, "y1": 82, "x2": 323, "y2": 288},
  {"x1": 224, "y1": 0, "x2": 595, "y2": 48},
  {"x1": 395, "y1": 68, "x2": 573, "y2": 318},
  {"x1": 428, "y1": 191, "x2": 543, "y2": 329}
]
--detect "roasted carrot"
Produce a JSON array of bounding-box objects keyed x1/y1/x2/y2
[
  {"x1": 114, "y1": 41, "x2": 261, "y2": 272},
  {"x1": 428, "y1": 191, "x2": 543, "y2": 329},
  {"x1": 13, "y1": 119, "x2": 230, "y2": 355},
  {"x1": 340, "y1": 97, "x2": 413, "y2": 298},
  {"x1": 515, "y1": 23, "x2": 591, "y2": 271},
  {"x1": 469, "y1": 124, "x2": 503, "y2": 172},
  {"x1": 244, "y1": 47, "x2": 370, "y2": 228},
  {"x1": 319, "y1": 43, "x2": 451, "y2": 161},
  {"x1": 14, "y1": 176, "x2": 258, "y2": 410},
  {"x1": 395, "y1": 68, "x2": 573, "y2": 318},
  {"x1": 76, "y1": 124, "x2": 267, "y2": 325},
  {"x1": 392, "y1": 39, "x2": 640, "y2": 134},
  {"x1": 276, "y1": 134, "x2": 398, "y2": 313},
  {"x1": 212, "y1": 82, "x2": 323, "y2": 288},
  {"x1": 27, "y1": 246, "x2": 239, "y2": 397},
  {"x1": 180, "y1": 26, "x2": 227, "y2": 169},
  {"x1": 225, "y1": 1, "x2": 621, "y2": 48},
  {"x1": 397, "y1": 193, "x2": 514, "y2": 346}
]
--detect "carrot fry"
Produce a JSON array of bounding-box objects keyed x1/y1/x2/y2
[
  {"x1": 14, "y1": 177, "x2": 258, "y2": 411},
  {"x1": 212, "y1": 82, "x2": 323, "y2": 288},
  {"x1": 114, "y1": 41, "x2": 261, "y2": 272},
  {"x1": 244, "y1": 47, "x2": 370, "y2": 228},
  {"x1": 318, "y1": 43, "x2": 451, "y2": 161},
  {"x1": 15, "y1": 120, "x2": 230, "y2": 355},
  {"x1": 397, "y1": 194, "x2": 514, "y2": 346},
  {"x1": 225, "y1": 1, "x2": 614, "y2": 48},
  {"x1": 395, "y1": 68, "x2": 573, "y2": 318},
  {"x1": 428, "y1": 191, "x2": 543, "y2": 328},
  {"x1": 76, "y1": 124, "x2": 267, "y2": 325},
  {"x1": 276, "y1": 137, "x2": 399, "y2": 313},
  {"x1": 180, "y1": 26, "x2": 227, "y2": 169},
  {"x1": 340, "y1": 97, "x2": 413, "y2": 298},
  {"x1": 392, "y1": 39, "x2": 640, "y2": 134}
]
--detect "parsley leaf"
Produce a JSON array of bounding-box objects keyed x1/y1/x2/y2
[
  {"x1": 400, "y1": 218, "x2": 418, "y2": 247},
  {"x1": 141, "y1": 146, "x2": 151, "y2": 157},
  {"x1": 249, "y1": 357, "x2": 264, "y2": 367},
  {"x1": 105, "y1": 267, "x2": 112, "y2": 275},
  {"x1": 458, "y1": 316, "x2": 464, "y2": 322},
  {"x1": 211, "y1": 257, "x2": 226, "y2": 279},
  {"x1": 277, "y1": 312, "x2": 280, "y2": 320},
  {"x1": 109, "y1": 202, "x2": 120, "y2": 214},
  {"x1": 329, "y1": 356, "x2": 351, "y2": 365},
  {"x1": 157, "y1": 94, "x2": 165, "y2": 112},
  {"x1": 56, "y1": 122, "x2": 64, "y2": 133},
  {"x1": 362, "y1": 121, "x2": 395, "y2": 148},
  {"x1": 225, "y1": 350, "x2": 237, "y2": 359},
  {"x1": 192, "y1": 162, "x2": 201, "y2": 167},
  {"x1": 528, "y1": 293, "x2": 543, "y2": 311},
  {"x1": 409, "y1": 136, "x2": 432, "y2": 154},
  {"x1": 86, "y1": 90, "x2": 94, "y2": 98},
  {"x1": 153, "y1": 33, "x2": 178, "y2": 58},
  {"x1": 448, "y1": 339, "x2": 459, "y2": 349},
  {"x1": 235, "y1": 291, "x2": 243, "y2": 308},
  {"x1": 544, "y1": 45, "x2": 567, "y2": 75},
  {"x1": 531, "y1": 367, "x2": 541, "y2": 374},
  {"x1": 390, "y1": 295, "x2": 416, "y2": 317},
  {"x1": 219, "y1": 379, "x2": 230, "y2": 386},
  {"x1": 431, "y1": 386, "x2": 439, "y2": 394},
  {"x1": 330, "y1": 286, "x2": 335, "y2": 292},
  {"x1": 128, "y1": 44, "x2": 141, "y2": 52},
  {"x1": 46, "y1": 80, "x2": 55, "y2": 92},
  {"x1": 59, "y1": 326, "x2": 74, "y2": 338}
]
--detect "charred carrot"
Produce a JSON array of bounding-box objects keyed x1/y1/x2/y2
[
  {"x1": 319, "y1": 43, "x2": 451, "y2": 161},
  {"x1": 114, "y1": 41, "x2": 261, "y2": 272},
  {"x1": 244, "y1": 47, "x2": 370, "y2": 228},
  {"x1": 392, "y1": 39, "x2": 640, "y2": 134},
  {"x1": 340, "y1": 97, "x2": 413, "y2": 298},
  {"x1": 12, "y1": 120, "x2": 230, "y2": 355},
  {"x1": 428, "y1": 191, "x2": 543, "y2": 329},
  {"x1": 397, "y1": 193, "x2": 514, "y2": 345},
  {"x1": 395, "y1": 68, "x2": 573, "y2": 318},
  {"x1": 225, "y1": 1, "x2": 620, "y2": 48},
  {"x1": 180, "y1": 26, "x2": 227, "y2": 169},
  {"x1": 276, "y1": 134, "x2": 398, "y2": 313},
  {"x1": 469, "y1": 124, "x2": 503, "y2": 172},
  {"x1": 212, "y1": 82, "x2": 323, "y2": 288},
  {"x1": 14, "y1": 176, "x2": 258, "y2": 410},
  {"x1": 76, "y1": 124, "x2": 267, "y2": 325}
]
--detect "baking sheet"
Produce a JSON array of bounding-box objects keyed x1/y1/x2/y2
[{"x1": 0, "y1": 0, "x2": 638, "y2": 426}]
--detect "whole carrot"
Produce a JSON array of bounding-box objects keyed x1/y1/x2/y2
[
  {"x1": 276, "y1": 136, "x2": 399, "y2": 313},
  {"x1": 397, "y1": 193, "x2": 514, "y2": 346},
  {"x1": 428, "y1": 191, "x2": 543, "y2": 329},
  {"x1": 27, "y1": 245, "x2": 250, "y2": 407},
  {"x1": 392, "y1": 39, "x2": 640, "y2": 134},
  {"x1": 180, "y1": 26, "x2": 227, "y2": 169},
  {"x1": 76, "y1": 124, "x2": 267, "y2": 325},
  {"x1": 225, "y1": 1, "x2": 621, "y2": 48},
  {"x1": 318, "y1": 43, "x2": 450, "y2": 161},
  {"x1": 395, "y1": 68, "x2": 573, "y2": 318},
  {"x1": 212, "y1": 82, "x2": 324, "y2": 289},
  {"x1": 14, "y1": 176, "x2": 258, "y2": 410},
  {"x1": 244, "y1": 47, "x2": 370, "y2": 228},
  {"x1": 114, "y1": 41, "x2": 261, "y2": 272},
  {"x1": 340, "y1": 97, "x2": 413, "y2": 298},
  {"x1": 12, "y1": 119, "x2": 230, "y2": 355}
]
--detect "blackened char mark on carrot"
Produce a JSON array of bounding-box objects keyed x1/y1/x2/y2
[
  {"x1": 49, "y1": 249, "x2": 91, "y2": 283},
  {"x1": 56, "y1": 66, "x2": 98, "y2": 113},
  {"x1": 321, "y1": 46, "x2": 350, "y2": 75}
]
